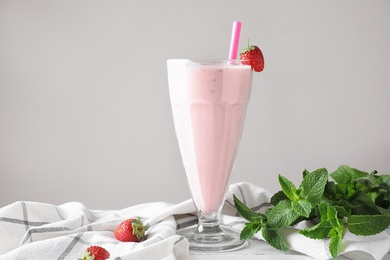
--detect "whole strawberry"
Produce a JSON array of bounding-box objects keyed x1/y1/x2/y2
[
  {"x1": 78, "y1": 246, "x2": 110, "y2": 260},
  {"x1": 240, "y1": 39, "x2": 264, "y2": 72},
  {"x1": 114, "y1": 218, "x2": 148, "y2": 242}
]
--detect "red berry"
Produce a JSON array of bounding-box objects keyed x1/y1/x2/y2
[
  {"x1": 114, "y1": 218, "x2": 147, "y2": 242},
  {"x1": 78, "y1": 246, "x2": 110, "y2": 260},
  {"x1": 240, "y1": 40, "x2": 264, "y2": 72}
]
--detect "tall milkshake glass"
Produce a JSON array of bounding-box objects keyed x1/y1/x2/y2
[{"x1": 167, "y1": 59, "x2": 253, "y2": 251}]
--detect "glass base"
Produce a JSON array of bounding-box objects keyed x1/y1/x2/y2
[{"x1": 178, "y1": 224, "x2": 248, "y2": 252}]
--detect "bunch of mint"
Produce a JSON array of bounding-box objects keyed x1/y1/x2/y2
[{"x1": 234, "y1": 165, "x2": 390, "y2": 259}]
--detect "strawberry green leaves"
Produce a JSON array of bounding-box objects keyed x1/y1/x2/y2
[{"x1": 234, "y1": 165, "x2": 390, "y2": 260}]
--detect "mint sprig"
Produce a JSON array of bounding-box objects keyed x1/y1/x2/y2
[{"x1": 234, "y1": 165, "x2": 390, "y2": 259}]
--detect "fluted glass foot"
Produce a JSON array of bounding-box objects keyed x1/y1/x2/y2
[{"x1": 178, "y1": 212, "x2": 247, "y2": 252}]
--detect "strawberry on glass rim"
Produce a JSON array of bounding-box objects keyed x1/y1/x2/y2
[{"x1": 240, "y1": 39, "x2": 265, "y2": 72}]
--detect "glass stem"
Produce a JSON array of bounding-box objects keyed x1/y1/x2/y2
[{"x1": 193, "y1": 211, "x2": 224, "y2": 243}]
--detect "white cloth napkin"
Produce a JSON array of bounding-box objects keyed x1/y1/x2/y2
[{"x1": 0, "y1": 182, "x2": 389, "y2": 260}]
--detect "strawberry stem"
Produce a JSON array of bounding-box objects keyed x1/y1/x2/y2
[{"x1": 242, "y1": 38, "x2": 255, "y2": 53}]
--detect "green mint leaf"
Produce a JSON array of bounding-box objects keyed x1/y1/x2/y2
[
  {"x1": 266, "y1": 200, "x2": 300, "y2": 229},
  {"x1": 240, "y1": 221, "x2": 262, "y2": 240},
  {"x1": 377, "y1": 206, "x2": 390, "y2": 215},
  {"x1": 233, "y1": 195, "x2": 264, "y2": 222},
  {"x1": 261, "y1": 226, "x2": 289, "y2": 252},
  {"x1": 378, "y1": 175, "x2": 390, "y2": 187},
  {"x1": 347, "y1": 215, "x2": 390, "y2": 236},
  {"x1": 299, "y1": 221, "x2": 333, "y2": 239},
  {"x1": 355, "y1": 175, "x2": 377, "y2": 189},
  {"x1": 317, "y1": 202, "x2": 346, "y2": 228},
  {"x1": 270, "y1": 190, "x2": 288, "y2": 206},
  {"x1": 378, "y1": 174, "x2": 390, "y2": 182},
  {"x1": 349, "y1": 191, "x2": 380, "y2": 215},
  {"x1": 299, "y1": 168, "x2": 328, "y2": 206},
  {"x1": 302, "y1": 169, "x2": 310, "y2": 178},
  {"x1": 378, "y1": 182, "x2": 390, "y2": 192},
  {"x1": 321, "y1": 196, "x2": 355, "y2": 215},
  {"x1": 324, "y1": 181, "x2": 339, "y2": 199},
  {"x1": 318, "y1": 202, "x2": 329, "y2": 220},
  {"x1": 329, "y1": 226, "x2": 345, "y2": 260},
  {"x1": 278, "y1": 175, "x2": 299, "y2": 201},
  {"x1": 320, "y1": 198, "x2": 351, "y2": 217},
  {"x1": 291, "y1": 199, "x2": 312, "y2": 218},
  {"x1": 327, "y1": 203, "x2": 347, "y2": 228},
  {"x1": 333, "y1": 205, "x2": 349, "y2": 218},
  {"x1": 326, "y1": 204, "x2": 340, "y2": 227},
  {"x1": 331, "y1": 165, "x2": 368, "y2": 193}
]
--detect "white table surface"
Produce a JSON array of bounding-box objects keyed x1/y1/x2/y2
[{"x1": 189, "y1": 239, "x2": 390, "y2": 260}]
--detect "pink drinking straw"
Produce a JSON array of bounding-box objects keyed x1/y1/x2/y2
[{"x1": 228, "y1": 21, "x2": 242, "y2": 60}]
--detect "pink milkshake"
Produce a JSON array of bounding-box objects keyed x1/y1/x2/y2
[{"x1": 167, "y1": 59, "x2": 253, "y2": 215}]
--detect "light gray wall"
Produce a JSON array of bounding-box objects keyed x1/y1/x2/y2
[{"x1": 1, "y1": 0, "x2": 389, "y2": 209}]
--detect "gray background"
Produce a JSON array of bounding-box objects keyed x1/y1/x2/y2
[{"x1": 1, "y1": 0, "x2": 389, "y2": 209}]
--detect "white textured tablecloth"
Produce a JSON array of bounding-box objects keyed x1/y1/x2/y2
[{"x1": 1, "y1": 182, "x2": 389, "y2": 260}]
